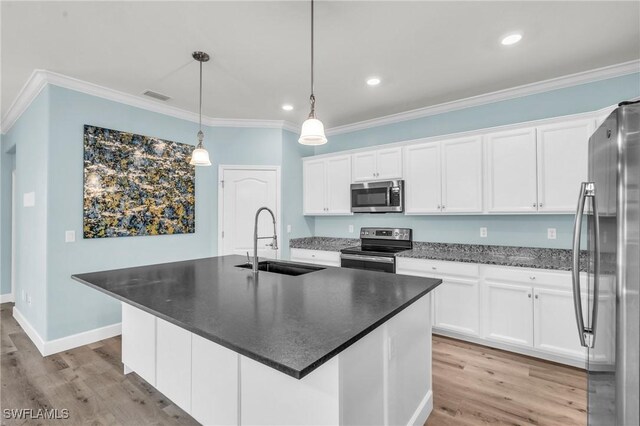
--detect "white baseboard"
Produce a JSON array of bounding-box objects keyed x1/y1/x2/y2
[
  {"x1": 409, "y1": 389, "x2": 433, "y2": 426},
  {"x1": 12, "y1": 306, "x2": 46, "y2": 355},
  {"x1": 12, "y1": 306, "x2": 121, "y2": 356},
  {"x1": 0, "y1": 293, "x2": 15, "y2": 304},
  {"x1": 44, "y1": 322, "x2": 121, "y2": 356}
]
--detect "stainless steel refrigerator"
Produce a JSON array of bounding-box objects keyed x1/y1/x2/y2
[{"x1": 572, "y1": 100, "x2": 639, "y2": 426}]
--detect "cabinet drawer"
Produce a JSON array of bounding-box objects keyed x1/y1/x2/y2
[
  {"x1": 483, "y1": 265, "x2": 577, "y2": 288},
  {"x1": 397, "y1": 257, "x2": 479, "y2": 278},
  {"x1": 290, "y1": 248, "x2": 341, "y2": 266}
]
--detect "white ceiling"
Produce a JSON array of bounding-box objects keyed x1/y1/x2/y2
[{"x1": 2, "y1": 1, "x2": 639, "y2": 129}]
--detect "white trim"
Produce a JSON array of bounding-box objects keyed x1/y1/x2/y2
[
  {"x1": 408, "y1": 390, "x2": 433, "y2": 426},
  {"x1": 0, "y1": 293, "x2": 15, "y2": 304},
  {"x1": 12, "y1": 305, "x2": 122, "y2": 357},
  {"x1": 308, "y1": 102, "x2": 620, "y2": 161},
  {"x1": 12, "y1": 306, "x2": 46, "y2": 355},
  {"x1": 11, "y1": 169, "x2": 16, "y2": 303},
  {"x1": 217, "y1": 165, "x2": 282, "y2": 260},
  {"x1": 0, "y1": 69, "x2": 298, "y2": 134},
  {"x1": 326, "y1": 60, "x2": 640, "y2": 136},
  {"x1": 44, "y1": 322, "x2": 122, "y2": 356}
]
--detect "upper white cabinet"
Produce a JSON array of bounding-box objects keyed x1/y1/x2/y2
[
  {"x1": 441, "y1": 136, "x2": 483, "y2": 213},
  {"x1": 303, "y1": 155, "x2": 352, "y2": 215},
  {"x1": 404, "y1": 143, "x2": 441, "y2": 214},
  {"x1": 352, "y1": 147, "x2": 402, "y2": 182},
  {"x1": 536, "y1": 119, "x2": 593, "y2": 212},
  {"x1": 404, "y1": 136, "x2": 482, "y2": 214},
  {"x1": 485, "y1": 127, "x2": 538, "y2": 213}
]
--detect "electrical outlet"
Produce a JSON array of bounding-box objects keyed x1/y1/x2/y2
[
  {"x1": 480, "y1": 227, "x2": 488, "y2": 238},
  {"x1": 547, "y1": 228, "x2": 557, "y2": 240},
  {"x1": 23, "y1": 192, "x2": 35, "y2": 207},
  {"x1": 348, "y1": 225, "x2": 354, "y2": 233},
  {"x1": 287, "y1": 225, "x2": 292, "y2": 234},
  {"x1": 65, "y1": 230, "x2": 76, "y2": 243}
]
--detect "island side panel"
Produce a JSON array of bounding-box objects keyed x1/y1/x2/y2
[
  {"x1": 241, "y1": 356, "x2": 340, "y2": 425},
  {"x1": 339, "y1": 293, "x2": 433, "y2": 426}
]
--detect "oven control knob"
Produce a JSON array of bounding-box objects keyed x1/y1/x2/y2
[{"x1": 394, "y1": 231, "x2": 399, "y2": 237}]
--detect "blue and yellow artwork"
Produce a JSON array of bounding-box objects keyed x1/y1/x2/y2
[{"x1": 83, "y1": 125, "x2": 195, "y2": 238}]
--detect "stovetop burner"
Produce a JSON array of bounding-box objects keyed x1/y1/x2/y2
[{"x1": 340, "y1": 227, "x2": 413, "y2": 258}]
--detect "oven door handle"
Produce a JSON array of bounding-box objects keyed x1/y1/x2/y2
[{"x1": 340, "y1": 254, "x2": 395, "y2": 264}]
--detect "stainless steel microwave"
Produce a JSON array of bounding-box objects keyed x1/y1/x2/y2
[{"x1": 351, "y1": 180, "x2": 404, "y2": 213}]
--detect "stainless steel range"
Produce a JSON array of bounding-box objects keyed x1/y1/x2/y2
[{"x1": 340, "y1": 227, "x2": 412, "y2": 273}]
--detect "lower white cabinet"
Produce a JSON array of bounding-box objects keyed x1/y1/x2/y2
[
  {"x1": 122, "y1": 303, "x2": 156, "y2": 386},
  {"x1": 289, "y1": 248, "x2": 341, "y2": 267},
  {"x1": 156, "y1": 318, "x2": 192, "y2": 412},
  {"x1": 483, "y1": 281, "x2": 533, "y2": 347},
  {"x1": 533, "y1": 287, "x2": 587, "y2": 359},
  {"x1": 191, "y1": 334, "x2": 239, "y2": 425},
  {"x1": 434, "y1": 277, "x2": 480, "y2": 337},
  {"x1": 395, "y1": 256, "x2": 605, "y2": 367}
]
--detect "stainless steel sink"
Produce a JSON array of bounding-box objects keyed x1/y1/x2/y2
[{"x1": 236, "y1": 261, "x2": 324, "y2": 276}]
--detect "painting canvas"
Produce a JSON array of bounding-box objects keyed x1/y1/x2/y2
[{"x1": 83, "y1": 125, "x2": 195, "y2": 238}]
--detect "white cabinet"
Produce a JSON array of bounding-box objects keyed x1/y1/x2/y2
[
  {"x1": 121, "y1": 303, "x2": 156, "y2": 386},
  {"x1": 404, "y1": 136, "x2": 482, "y2": 214},
  {"x1": 434, "y1": 277, "x2": 481, "y2": 337},
  {"x1": 485, "y1": 127, "x2": 538, "y2": 212},
  {"x1": 441, "y1": 136, "x2": 483, "y2": 213},
  {"x1": 404, "y1": 143, "x2": 441, "y2": 214},
  {"x1": 290, "y1": 248, "x2": 341, "y2": 267},
  {"x1": 191, "y1": 334, "x2": 239, "y2": 426},
  {"x1": 156, "y1": 318, "x2": 192, "y2": 413},
  {"x1": 483, "y1": 281, "x2": 533, "y2": 347},
  {"x1": 352, "y1": 147, "x2": 402, "y2": 182},
  {"x1": 533, "y1": 287, "x2": 587, "y2": 359},
  {"x1": 536, "y1": 119, "x2": 593, "y2": 212},
  {"x1": 303, "y1": 155, "x2": 351, "y2": 215}
]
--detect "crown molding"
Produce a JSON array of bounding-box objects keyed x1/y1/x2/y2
[
  {"x1": 325, "y1": 59, "x2": 640, "y2": 136},
  {"x1": 0, "y1": 69, "x2": 298, "y2": 134}
]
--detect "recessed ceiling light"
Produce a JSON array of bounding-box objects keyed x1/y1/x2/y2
[
  {"x1": 501, "y1": 33, "x2": 523, "y2": 46},
  {"x1": 282, "y1": 104, "x2": 294, "y2": 111},
  {"x1": 366, "y1": 77, "x2": 381, "y2": 86}
]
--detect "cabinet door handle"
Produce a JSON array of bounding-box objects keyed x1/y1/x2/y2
[
  {"x1": 533, "y1": 203, "x2": 537, "y2": 207},
  {"x1": 529, "y1": 276, "x2": 536, "y2": 280},
  {"x1": 535, "y1": 295, "x2": 539, "y2": 299},
  {"x1": 431, "y1": 266, "x2": 437, "y2": 270},
  {"x1": 441, "y1": 205, "x2": 445, "y2": 210},
  {"x1": 528, "y1": 294, "x2": 532, "y2": 298},
  {"x1": 539, "y1": 203, "x2": 543, "y2": 208}
]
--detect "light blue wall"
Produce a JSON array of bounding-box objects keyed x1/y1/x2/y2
[
  {"x1": 44, "y1": 85, "x2": 289, "y2": 339},
  {"x1": 3, "y1": 87, "x2": 51, "y2": 337},
  {"x1": 311, "y1": 73, "x2": 640, "y2": 249},
  {"x1": 0, "y1": 135, "x2": 16, "y2": 296},
  {"x1": 281, "y1": 130, "x2": 315, "y2": 259}
]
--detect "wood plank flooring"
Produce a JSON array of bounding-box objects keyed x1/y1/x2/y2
[
  {"x1": 427, "y1": 335, "x2": 587, "y2": 426},
  {"x1": 1, "y1": 303, "x2": 586, "y2": 425}
]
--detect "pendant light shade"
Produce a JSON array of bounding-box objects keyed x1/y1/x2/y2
[
  {"x1": 299, "y1": 118, "x2": 327, "y2": 145},
  {"x1": 189, "y1": 51, "x2": 212, "y2": 166},
  {"x1": 299, "y1": 0, "x2": 327, "y2": 146}
]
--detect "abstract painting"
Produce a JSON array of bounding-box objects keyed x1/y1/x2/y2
[{"x1": 83, "y1": 125, "x2": 195, "y2": 238}]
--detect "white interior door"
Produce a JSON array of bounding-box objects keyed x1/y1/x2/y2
[{"x1": 220, "y1": 167, "x2": 279, "y2": 259}]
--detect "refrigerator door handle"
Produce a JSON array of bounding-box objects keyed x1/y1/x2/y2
[{"x1": 572, "y1": 182, "x2": 599, "y2": 349}]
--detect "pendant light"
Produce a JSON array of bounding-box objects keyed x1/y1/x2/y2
[
  {"x1": 190, "y1": 51, "x2": 212, "y2": 166},
  {"x1": 299, "y1": 0, "x2": 327, "y2": 146}
]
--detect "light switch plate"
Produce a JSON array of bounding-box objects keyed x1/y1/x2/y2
[
  {"x1": 348, "y1": 225, "x2": 354, "y2": 233},
  {"x1": 480, "y1": 227, "x2": 488, "y2": 238},
  {"x1": 547, "y1": 228, "x2": 557, "y2": 240},
  {"x1": 23, "y1": 192, "x2": 35, "y2": 207},
  {"x1": 65, "y1": 230, "x2": 76, "y2": 243}
]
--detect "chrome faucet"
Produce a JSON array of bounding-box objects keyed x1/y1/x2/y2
[{"x1": 253, "y1": 207, "x2": 278, "y2": 274}]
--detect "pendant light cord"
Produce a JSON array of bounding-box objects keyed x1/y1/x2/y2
[
  {"x1": 309, "y1": 0, "x2": 316, "y2": 119},
  {"x1": 197, "y1": 58, "x2": 204, "y2": 147}
]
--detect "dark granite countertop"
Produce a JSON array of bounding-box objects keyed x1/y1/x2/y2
[
  {"x1": 289, "y1": 236, "x2": 359, "y2": 251},
  {"x1": 289, "y1": 237, "x2": 586, "y2": 271},
  {"x1": 72, "y1": 255, "x2": 441, "y2": 379}
]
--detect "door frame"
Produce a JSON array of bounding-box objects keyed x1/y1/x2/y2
[
  {"x1": 10, "y1": 169, "x2": 16, "y2": 302},
  {"x1": 217, "y1": 165, "x2": 282, "y2": 259}
]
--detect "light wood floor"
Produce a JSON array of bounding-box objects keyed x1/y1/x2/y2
[{"x1": 1, "y1": 303, "x2": 586, "y2": 425}]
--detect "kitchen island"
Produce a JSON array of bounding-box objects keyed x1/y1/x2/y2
[{"x1": 72, "y1": 255, "x2": 441, "y2": 426}]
